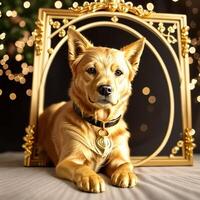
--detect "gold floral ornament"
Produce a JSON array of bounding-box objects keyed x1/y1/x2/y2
[
  {"x1": 69, "y1": 0, "x2": 153, "y2": 17},
  {"x1": 22, "y1": 125, "x2": 35, "y2": 165},
  {"x1": 181, "y1": 26, "x2": 191, "y2": 57},
  {"x1": 157, "y1": 23, "x2": 177, "y2": 44},
  {"x1": 32, "y1": 20, "x2": 43, "y2": 56},
  {"x1": 184, "y1": 128, "x2": 196, "y2": 160}
]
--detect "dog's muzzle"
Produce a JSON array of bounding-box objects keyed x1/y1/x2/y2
[{"x1": 97, "y1": 85, "x2": 112, "y2": 96}]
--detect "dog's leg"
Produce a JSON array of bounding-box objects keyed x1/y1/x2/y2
[
  {"x1": 106, "y1": 149, "x2": 137, "y2": 188},
  {"x1": 56, "y1": 158, "x2": 105, "y2": 193}
]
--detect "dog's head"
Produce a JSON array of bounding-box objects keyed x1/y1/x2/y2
[{"x1": 67, "y1": 28, "x2": 145, "y2": 112}]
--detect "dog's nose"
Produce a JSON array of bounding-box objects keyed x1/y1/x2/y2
[{"x1": 97, "y1": 85, "x2": 112, "y2": 96}]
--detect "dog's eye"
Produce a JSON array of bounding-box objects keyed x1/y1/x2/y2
[
  {"x1": 86, "y1": 67, "x2": 96, "y2": 75},
  {"x1": 115, "y1": 69, "x2": 123, "y2": 76}
]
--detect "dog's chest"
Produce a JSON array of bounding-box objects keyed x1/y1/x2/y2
[
  {"x1": 87, "y1": 155, "x2": 107, "y2": 172},
  {"x1": 78, "y1": 129, "x2": 113, "y2": 158}
]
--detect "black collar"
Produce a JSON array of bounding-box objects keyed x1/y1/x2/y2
[{"x1": 73, "y1": 103, "x2": 121, "y2": 128}]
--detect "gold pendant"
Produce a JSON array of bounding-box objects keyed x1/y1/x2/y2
[{"x1": 95, "y1": 129, "x2": 112, "y2": 157}]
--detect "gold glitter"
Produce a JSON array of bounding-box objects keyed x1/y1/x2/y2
[
  {"x1": 189, "y1": 56, "x2": 193, "y2": 64},
  {"x1": 172, "y1": 146, "x2": 180, "y2": 154},
  {"x1": 15, "y1": 54, "x2": 23, "y2": 61},
  {"x1": 73, "y1": 2, "x2": 79, "y2": 8},
  {"x1": 189, "y1": 83, "x2": 195, "y2": 90},
  {"x1": 22, "y1": 68, "x2": 29, "y2": 75},
  {"x1": 69, "y1": 25, "x2": 76, "y2": 30},
  {"x1": 5, "y1": 70, "x2": 11, "y2": 76},
  {"x1": 27, "y1": 38, "x2": 34, "y2": 47},
  {"x1": 177, "y1": 140, "x2": 183, "y2": 147},
  {"x1": 23, "y1": 1, "x2": 31, "y2": 9},
  {"x1": 146, "y1": 3, "x2": 154, "y2": 11},
  {"x1": 49, "y1": 19, "x2": 54, "y2": 26},
  {"x1": 14, "y1": 76, "x2": 20, "y2": 82},
  {"x1": 111, "y1": 16, "x2": 119, "y2": 23},
  {"x1": 47, "y1": 48, "x2": 54, "y2": 55},
  {"x1": 140, "y1": 124, "x2": 148, "y2": 132},
  {"x1": 191, "y1": 38, "x2": 197, "y2": 46},
  {"x1": 0, "y1": 44, "x2": 4, "y2": 50},
  {"x1": 58, "y1": 29, "x2": 66, "y2": 37},
  {"x1": 83, "y1": 1, "x2": 90, "y2": 7},
  {"x1": 0, "y1": 69, "x2": 3, "y2": 76},
  {"x1": 189, "y1": 47, "x2": 196, "y2": 54},
  {"x1": 6, "y1": 10, "x2": 12, "y2": 17},
  {"x1": 197, "y1": 96, "x2": 200, "y2": 103},
  {"x1": 26, "y1": 89, "x2": 32, "y2": 96},
  {"x1": 148, "y1": 96, "x2": 156, "y2": 104},
  {"x1": 19, "y1": 20, "x2": 26, "y2": 28},
  {"x1": 3, "y1": 64, "x2": 8, "y2": 70},
  {"x1": 28, "y1": 66, "x2": 33, "y2": 72},
  {"x1": 3, "y1": 54, "x2": 9, "y2": 61},
  {"x1": 0, "y1": 60, "x2": 5, "y2": 65},
  {"x1": 54, "y1": 1, "x2": 63, "y2": 9},
  {"x1": 12, "y1": 10, "x2": 17, "y2": 17},
  {"x1": 191, "y1": 79, "x2": 197, "y2": 85},
  {"x1": 20, "y1": 77, "x2": 26, "y2": 84},
  {"x1": 8, "y1": 74, "x2": 14, "y2": 80},
  {"x1": 0, "y1": 32, "x2": 6, "y2": 40},
  {"x1": 15, "y1": 40, "x2": 25, "y2": 48},
  {"x1": 142, "y1": 87, "x2": 150, "y2": 95},
  {"x1": 17, "y1": 48, "x2": 23, "y2": 53},
  {"x1": 63, "y1": 18, "x2": 69, "y2": 24},
  {"x1": 0, "y1": 89, "x2": 2, "y2": 96},
  {"x1": 53, "y1": 21, "x2": 61, "y2": 29},
  {"x1": 21, "y1": 63, "x2": 28, "y2": 68},
  {"x1": 10, "y1": 93, "x2": 17, "y2": 100}
]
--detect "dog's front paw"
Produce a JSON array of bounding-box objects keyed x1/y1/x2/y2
[
  {"x1": 111, "y1": 169, "x2": 137, "y2": 188},
  {"x1": 74, "y1": 166, "x2": 105, "y2": 193}
]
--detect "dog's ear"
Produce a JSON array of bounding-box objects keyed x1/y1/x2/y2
[
  {"x1": 121, "y1": 38, "x2": 145, "y2": 80},
  {"x1": 67, "y1": 27, "x2": 93, "y2": 65}
]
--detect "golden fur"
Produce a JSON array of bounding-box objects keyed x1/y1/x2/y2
[{"x1": 38, "y1": 28, "x2": 145, "y2": 193}]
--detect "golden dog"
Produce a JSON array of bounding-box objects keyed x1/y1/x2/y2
[{"x1": 39, "y1": 27, "x2": 145, "y2": 193}]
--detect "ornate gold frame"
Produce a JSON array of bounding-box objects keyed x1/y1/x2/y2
[{"x1": 23, "y1": 0, "x2": 195, "y2": 167}]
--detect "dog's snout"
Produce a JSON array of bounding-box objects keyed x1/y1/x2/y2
[{"x1": 97, "y1": 85, "x2": 112, "y2": 96}]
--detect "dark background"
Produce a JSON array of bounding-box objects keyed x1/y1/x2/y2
[{"x1": 0, "y1": 0, "x2": 199, "y2": 154}]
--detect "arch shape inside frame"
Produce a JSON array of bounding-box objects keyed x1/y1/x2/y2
[
  {"x1": 49, "y1": 11, "x2": 182, "y2": 82},
  {"x1": 39, "y1": 21, "x2": 175, "y2": 166}
]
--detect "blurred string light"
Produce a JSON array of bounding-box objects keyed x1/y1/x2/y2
[
  {"x1": 23, "y1": 1, "x2": 31, "y2": 9},
  {"x1": 0, "y1": 0, "x2": 75, "y2": 101},
  {"x1": 9, "y1": 93, "x2": 16, "y2": 100},
  {"x1": 54, "y1": 1, "x2": 63, "y2": 9},
  {"x1": 0, "y1": 1, "x2": 34, "y2": 101}
]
